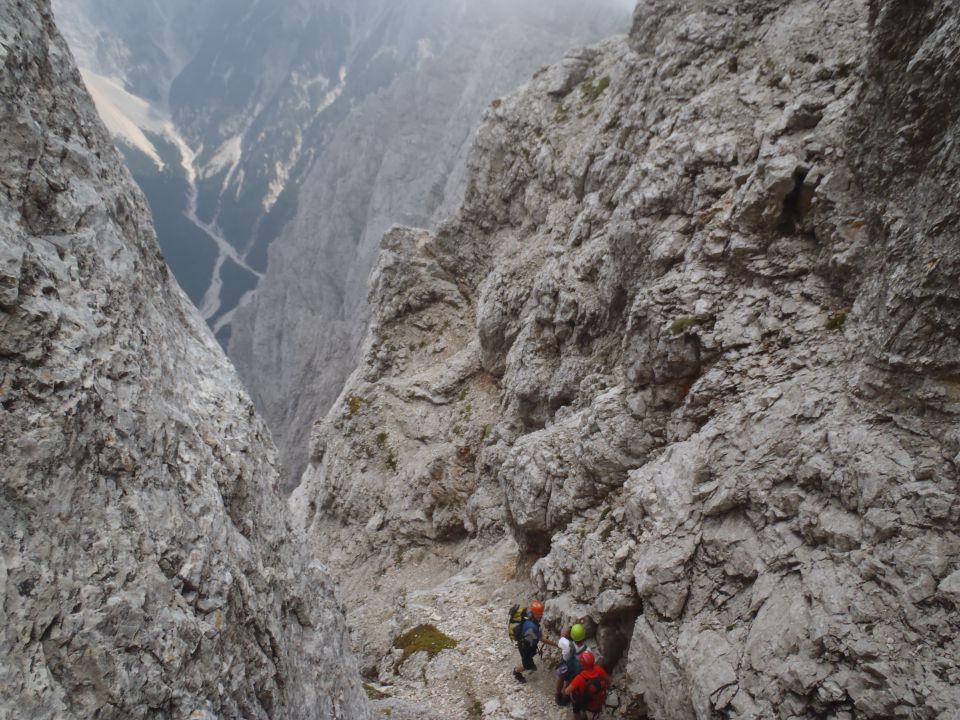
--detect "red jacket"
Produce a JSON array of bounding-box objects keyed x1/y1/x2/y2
[{"x1": 568, "y1": 665, "x2": 609, "y2": 712}]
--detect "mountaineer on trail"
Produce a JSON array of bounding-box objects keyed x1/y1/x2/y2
[
  {"x1": 563, "y1": 650, "x2": 610, "y2": 719},
  {"x1": 554, "y1": 625, "x2": 573, "y2": 704},
  {"x1": 509, "y1": 600, "x2": 558, "y2": 683},
  {"x1": 555, "y1": 623, "x2": 589, "y2": 706}
]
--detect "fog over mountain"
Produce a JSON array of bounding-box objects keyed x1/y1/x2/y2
[{"x1": 54, "y1": 0, "x2": 631, "y2": 484}]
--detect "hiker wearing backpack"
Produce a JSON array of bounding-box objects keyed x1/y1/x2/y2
[
  {"x1": 509, "y1": 600, "x2": 558, "y2": 683},
  {"x1": 556, "y1": 623, "x2": 589, "y2": 706},
  {"x1": 564, "y1": 650, "x2": 610, "y2": 719}
]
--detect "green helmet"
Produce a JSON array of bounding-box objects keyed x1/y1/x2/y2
[{"x1": 571, "y1": 624, "x2": 586, "y2": 642}]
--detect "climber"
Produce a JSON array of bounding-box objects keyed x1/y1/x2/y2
[
  {"x1": 564, "y1": 650, "x2": 610, "y2": 719},
  {"x1": 511, "y1": 600, "x2": 558, "y2": 683},
  {"x1": 554, "y1": 625, "x2": 572, "y2": 704},
  {"x1": 556, "y1": 622, "x2": 589, "y2": 705}
]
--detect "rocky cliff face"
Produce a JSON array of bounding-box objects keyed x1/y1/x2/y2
[
  {"x1": 228, "y1": 0, "x2": 631, "y2": 488},
  {"x1": 0, "y1": 3, "x2": 370, "y2": 718},
  {"x1": 294, "y1": 0, "x2": 960, "y2": 717}
]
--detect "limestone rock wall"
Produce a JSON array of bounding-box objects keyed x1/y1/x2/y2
[
  {"x1": 0, "y1": 3, "x2": 370, "y2": 718},
  {"x1": 298, "y1": 0, "x2": 960, "y2": 717}
]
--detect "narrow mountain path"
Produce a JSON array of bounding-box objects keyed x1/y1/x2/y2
[{"x1": 367, "y1": 540, "x2": 605, "y2": 720}]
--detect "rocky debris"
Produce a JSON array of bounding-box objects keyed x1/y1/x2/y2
[
  {"x1": 297, "y1": 0, "x2": 960, "y2": 718},
  {"x1": 0, "y1": 3, "x2": 369, "y2": 718},
  {"x1": 356, "y1": 539, "x2": 592, "y2": 720},
  {"x1": 228, "y1": 0, "x2": 632, "y2": 489}
]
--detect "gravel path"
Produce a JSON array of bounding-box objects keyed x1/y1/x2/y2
[{"x1": 367, "y1": 540, "x2": 591, "y2": 720}]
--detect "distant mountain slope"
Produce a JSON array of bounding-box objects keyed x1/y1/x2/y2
[
  {"x1": 54, "y1": 0, "x2": 404, "y2": 335},
  {"x1": 227, "y1": 0, "x2": 631, "y2": 487}
]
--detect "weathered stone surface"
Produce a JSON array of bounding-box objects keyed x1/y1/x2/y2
[
  {"x1": 228, "y1": 0, "x2": 631, "y2": 490},
  {"x1": 299, "y1": 0, "x2": 960, "y2": 717},
  {"x1": 0, "y1": 3, "x2": 370, "y2": 718}
]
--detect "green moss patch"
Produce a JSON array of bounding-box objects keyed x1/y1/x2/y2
[
  {"x1": 670, "y1": 316, "x2": 699, "y2": 334},
  {"x1": 393, "y1": 624, "x2": 458, "y2": 667},
  {"x1": 600, "y1": 521, "x2": 617, "y2": 541},
  {"x1": 581, "y1": 75, "x2": 611, "y2": 103},
  {"x1": 363, "y1": 683, "x2": 390, "y2": 700},
  {"x1": 825, "y1": 311, "x2": 847, "y2": 331}
]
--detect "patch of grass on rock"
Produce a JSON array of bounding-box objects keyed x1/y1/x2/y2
[
  {"x1": 825, "y1": 311, "x2": 847, "y2": 331},
  {"x1": 347, "y1": 395, "x2": 365, "y2": 417},
  {"x1": 670, "y1": 316, "x2": 699, "y2": 334},
  {"x1": 600, "y1": 521, "x2": 618, "y2": 541},
  {"x1": 393, "y1": 624, "x2": 458, "y2": 668},
  {"x1": 581, "y1": 75, "x2": 611, "y2": 102},
  {"x1": 363, "y1": 683, "x2": 390, "y2": 700}
]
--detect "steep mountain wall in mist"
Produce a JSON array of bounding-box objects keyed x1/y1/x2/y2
[{"x1": 0, "y1": 3, "x2": 369, "y2": 718}]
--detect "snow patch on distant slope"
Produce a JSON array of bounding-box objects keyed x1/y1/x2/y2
[
  {"x1": 80, "y1": 69, "x2": 167, "y2": 169},
  {"x1": 204, "y1": 134, "x2": 245, "y2": 195},
  {"x1": 205, "y1": 135, "x2": 243, "y2": 177},
  {"x1": 262, "y1": 66, "x2": 348, "y2": 212}
]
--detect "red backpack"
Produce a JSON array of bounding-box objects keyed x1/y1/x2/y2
[{"x1": 572, "y1": 670, "x2": 609, "y2": 714}]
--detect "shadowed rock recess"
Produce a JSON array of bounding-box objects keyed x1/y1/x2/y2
[
  {"x1": 0, "y1": 2, "x2": 369, "y2": 719},
  {"x1": 295, "y1": 0, "x2": 960, "y2": 717}
]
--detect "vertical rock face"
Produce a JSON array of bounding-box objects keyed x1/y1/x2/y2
[
  {"x1": 227, "y1": 0, "x2": 631, "y2": 488},
  {"x1": 0, "y1": 3, "x2": 369, "y2": 719},
  {"x1": 298, "y1": 0, "x2": 960, "y2": 717}
]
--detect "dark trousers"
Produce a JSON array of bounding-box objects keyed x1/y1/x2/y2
[{"x1": 518, "y1": 642, "x2": 537, "y2": 670}]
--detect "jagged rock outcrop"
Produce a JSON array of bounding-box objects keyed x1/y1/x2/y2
[
  {"x1": 228, "y1": 0, "x2": 631, "y2": 489},
  {"x1": 0, "y1": 3, "x2": 370, "y2": 718},
  {"x1": 295, "y1": 0, "x2": 960, "y2": 717}
]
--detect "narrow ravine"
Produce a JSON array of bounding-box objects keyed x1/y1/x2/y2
[{"x1": 165, "y1": 128, "x2": 264, "y2": 322}]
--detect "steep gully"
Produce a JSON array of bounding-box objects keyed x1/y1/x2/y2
[{"x1": 171, "y1": 132, "x2": 264, "y2": 331}]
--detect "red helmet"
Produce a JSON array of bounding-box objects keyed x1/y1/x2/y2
[
  {"x1": 530, "y1": 600, "x2": 544, "y2": 619},
  {"x1": 579, "y1": 650, "x2": 595, "y2": 669}
]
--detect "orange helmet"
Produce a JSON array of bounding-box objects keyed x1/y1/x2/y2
[
  {"x1": 579, "y1": 650, "x2": 595, "y2": 669},
  {"x1": 530, "y1": 600, "x2": 544, "y2": 619}
]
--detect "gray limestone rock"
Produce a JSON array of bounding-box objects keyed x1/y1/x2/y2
[
  {"x1": 299, "y1": 0, "x2": 960, "y2": 717},
  {"x1": 0, "y1": 3, "x2": 370, "y2": 718}
]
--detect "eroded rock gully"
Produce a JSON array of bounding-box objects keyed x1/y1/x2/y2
[
  {"x1": 293, "y1": 1, "x2": 960, "y2": 718},
  {"x1": 0, "y1": 2, "x2": 370, "y2": 718}
]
